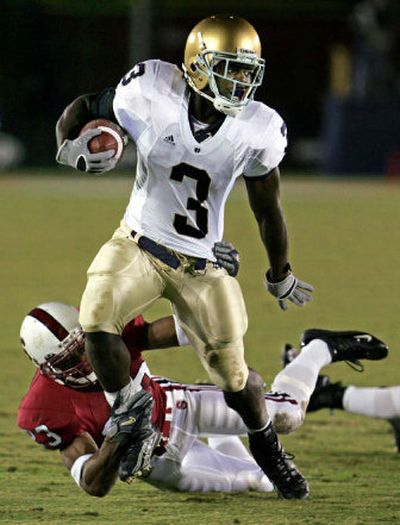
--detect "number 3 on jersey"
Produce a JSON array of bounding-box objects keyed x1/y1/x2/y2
[
  {"x1": 121, "y1": 63, "x2": 146, "y2": 86},
  {"x1": 27, "y1": 424, "x2": 62, "y2": 448},
  {"x1": 170, "y1": 163, "x2": 211, "y2": 239}
]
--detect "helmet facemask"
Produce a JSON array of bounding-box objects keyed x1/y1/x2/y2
[
  {"x1": 41, "y1": 328, "x2": 97, "y2": 389},
  {"x1": 207, "y1": 50, "x2": 265, "y2": 114}
]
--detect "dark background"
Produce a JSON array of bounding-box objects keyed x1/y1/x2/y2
[{"x1": 1, "y1": 0, "x2": 399, "y2": 171}]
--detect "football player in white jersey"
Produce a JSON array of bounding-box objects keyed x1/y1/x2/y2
[{"x1": 55, "y1": 15, "x2": 314, "y2": 499}]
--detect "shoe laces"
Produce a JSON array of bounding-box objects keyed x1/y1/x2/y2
[
  {"x1": 332, "y1": 340, "x2": 365, "y2": 372},
  {"x1": 270, "y1": 445, "x2": 300, "y2": 482},
  {"x1": 344, "y1": 360, "x2": 364, "y2": 372}
]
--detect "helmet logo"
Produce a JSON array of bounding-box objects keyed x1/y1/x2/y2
[
  {"x1": 237, "y1": 48, "x2": 256, "y2": 55},
  {"x1": 198, "y1": 32, "x2": 207, "y2": 51}
]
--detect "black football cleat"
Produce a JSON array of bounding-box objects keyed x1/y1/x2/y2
[
  {"x1": 307, "y1": 376, "x2": 346, "y2": 412},
  {"x1": 248, "y1": 423, "x2": 309, "y2": 499},
  {"x1": 300, "y1": 329, "x2": 388, "y2": 365},
  {"x1": 281, "y1": 343, "x2": 299, "y2": 368},
  {"x1": 388, "y1": 418, "x2": 400, "y2": 453}
]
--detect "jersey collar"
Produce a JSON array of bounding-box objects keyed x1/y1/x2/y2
[{"x1": 180, "y1": 89, "x2": 233, "y2": 154}]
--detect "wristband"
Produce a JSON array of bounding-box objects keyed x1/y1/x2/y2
[
  {"x1": 266, "y1": 262, "x2": 292, "y2": 283},
  {"x1": 71, "y1": 453, "x2": 93, "y2": 487}
]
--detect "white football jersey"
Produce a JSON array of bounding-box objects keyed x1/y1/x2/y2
[{"x1": 113, "y1": 60, "x2": 287, "y2": 260}]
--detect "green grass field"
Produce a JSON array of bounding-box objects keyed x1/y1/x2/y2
[{"x1": 1, "y1": 171, "x2": 400, "y2": 524}]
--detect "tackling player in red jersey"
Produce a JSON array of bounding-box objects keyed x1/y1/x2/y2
[
  {"x1": 18, "y1": 302, "x2": 275, "y2": 495},
  {"x1": 17, "y1": 300, "x2": 387, "y2": 496}
]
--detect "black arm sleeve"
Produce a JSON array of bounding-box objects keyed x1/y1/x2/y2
[
  {"x1": 89, "y1": 88, "x2": 117, "y2": 123},
  {"x1": 56, "y1": 87, "x2": 118, "y2": 146}
]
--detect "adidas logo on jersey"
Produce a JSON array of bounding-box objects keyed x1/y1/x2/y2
[{"x1": 163, "y1": 135, "x2": 175, "y2": 146}]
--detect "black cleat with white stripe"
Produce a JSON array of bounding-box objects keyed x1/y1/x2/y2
[{"x1": 300, "y1": 329, "x2": 388, "y2": 364}]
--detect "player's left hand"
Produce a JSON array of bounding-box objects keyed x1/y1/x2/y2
[
  {"x1": 213, "y1": 241, "x2": 240, "y2": 277},
  {"x1": 265, "y1": 269, "x2": 314, "y2": 311}
]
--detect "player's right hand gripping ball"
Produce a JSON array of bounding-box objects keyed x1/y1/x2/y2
[
  {"x1": 265, "y1": 269, "x2": 313, "y2": 311},
  {"x1": 56, "y1": 118, "x2": 126, "y2": 174}
]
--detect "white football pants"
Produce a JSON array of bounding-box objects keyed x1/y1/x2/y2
[{"x1": 148, "y1": 338, "x2": 332, "y2": 492}]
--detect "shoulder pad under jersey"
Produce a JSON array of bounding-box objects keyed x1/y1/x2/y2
[
  {"x1": 113, "y1": 60, "x2": 183, "y2": 139},
  {"x1": 238, "y1": 101, "x2": 287, "y2": 176}
]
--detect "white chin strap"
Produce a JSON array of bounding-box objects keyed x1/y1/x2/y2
[
  {"x1": 183, "y1": 63, "x2": 244, "y2": 117},
  {"x1": 213, "y1": 97, "x2": 242, "y2": 117},
  {"x1": 189, "y1": 80, "x2": 243, "y2": 117},
  {"x1": 65, "y1": 371, "x2": 98, "y2": 387}
]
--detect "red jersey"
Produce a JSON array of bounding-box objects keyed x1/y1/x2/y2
[{"x1": 17, "y1": 315, "x2": 168, "y2": 450}]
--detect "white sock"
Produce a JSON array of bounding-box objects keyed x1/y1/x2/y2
[
  {"x1": 104, "y1": 377, "x2": 138, "y2": 409},
  {"x1": 151, "y1": 441, "x2": 274, "y2": 493},
  {"x1": 343, "y1": 386, "x2": 400, "y2": 419},
  {"x1": 208, "y1": 436, "x2": 253, "y2": 461},
  {"x1": 272, "y1": 339, "x2": 332, "y2": 405}
]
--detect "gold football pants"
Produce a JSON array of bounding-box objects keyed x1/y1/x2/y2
[{"x1": 79, "y1": 223, "x2": 249, "y2": 391}]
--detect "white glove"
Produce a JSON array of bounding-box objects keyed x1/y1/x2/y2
[
  {"x1": 56, "y1": 129, "x2": 117, "y2": 174},
  {"x1": 265, "y1": 268, "x2": 313, "y2": 311}
]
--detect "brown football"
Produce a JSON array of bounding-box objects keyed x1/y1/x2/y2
[{"x1": 80, "y1": 119, "x2": 126, "y2": 160}]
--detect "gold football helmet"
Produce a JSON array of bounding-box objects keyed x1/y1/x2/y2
[{"x1": 183, "y1": 15, "x2": 265, "y2": 116}]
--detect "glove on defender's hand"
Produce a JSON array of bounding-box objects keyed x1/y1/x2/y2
[{"x1": 107, "y1": 389, "x2": 153, "y2": 448}]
